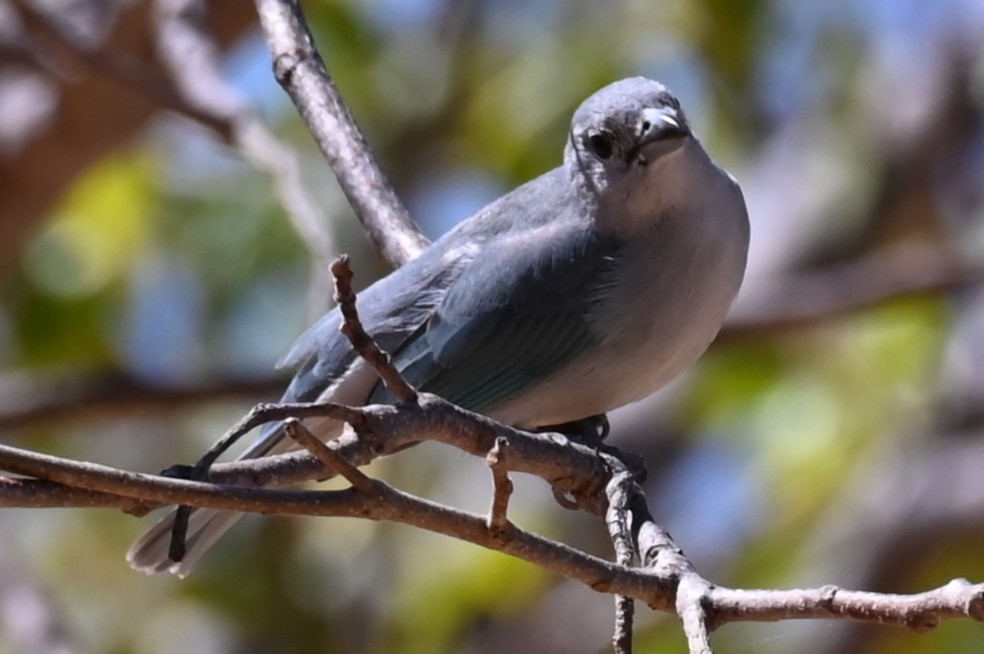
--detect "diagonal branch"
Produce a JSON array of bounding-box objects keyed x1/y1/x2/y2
[
  {"x1": 628, "y1": 487, "x2": 714, "y2": 653},
  {"x1": 283, "y1": 417, "x2": 377, "y2": 495},
  {"x1": 254, "y1": 0, "x2": 429, "y2": 268},
  {"x1": 331, "y1": 256, "x2": 418, "y2": 403}
]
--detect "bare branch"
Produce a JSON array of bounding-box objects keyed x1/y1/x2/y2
[
  {"x1": 2, "y1": 439, "x2": 983, "y2": 636},
  {"x1": 0, "y1": 444, "x2": 670, "y2": 607},
  {"x1": 622, "y1": 471, "x2": 714, "y2": 653},
  {"x1": 707, "y1": 579, "x2": 984, "y2": 630},
  {"x1": 283, "y1": 417, "x2": 376, "y2": 495},
  {"x1": 254, "y1": 0, "x2": 429, "y2": 267},
  {"x1": 215, "y1": 399, "x2": 364, "y2": 463},
  {"x1": 602, "y1": 448, "x2": 717, "y2": 653},
  {"x1": 1, "y1": 477, "x2": 143, "y2": 511},
  {"x1": 612, "y1": 593, "x2": 635, "y2": 654},
  {"x1": 677, "y1": 575, "x2": 714, "y2": 654},
  {"x1": 0, "y1": 398, "x2": 610, "y2": 517},
  {"x1": 485, "y1": 436, "x2": 514, "y2": 541},
  {"x1": 167, "y1": 394, "x2": 368, "y2": 561},
  {"x1": 331, "y1": 256, "x2": 418, "y2": 403}
]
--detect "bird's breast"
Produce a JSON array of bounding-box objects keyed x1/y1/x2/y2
[{"x1": 492, "y1": 176, "x2": 749, "y2": 428}]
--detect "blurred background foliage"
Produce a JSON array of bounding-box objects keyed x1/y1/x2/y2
[{"x1": 2, "y1": 0, "x2": 984, "y2": 653}]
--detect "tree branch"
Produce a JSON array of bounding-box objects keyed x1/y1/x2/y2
[
  {"x1": 11, "y1": 267, "x2": 979, "y2": 652},
  {"x1": 254, "y1": 0, "x2": 429, "y2": 268},
  {"x1": 3, "y1": 2, "x2": 983, "y2": 652},
  {"x1": 283, "y1": 417, "x2": 376, "y2": 495},
  {"x1": 331, "y1": 256, "x2": 418, "y2": 403},
  {"x1": 2, "y1": 442, "x2": 982, "y2": 638},
  {"x1": 0, "y1": 396, "x2": 611, "y2": 516},
  {"x1": 0, "y1": 442, "x2": 669, "y2": 606}
]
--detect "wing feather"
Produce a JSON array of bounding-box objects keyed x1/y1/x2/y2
[{"x1": 379, "y1": 227, "x2": 622, "y2": 413}]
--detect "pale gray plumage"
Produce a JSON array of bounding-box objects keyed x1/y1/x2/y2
[{"x1": 128, "y1": 77, "x2": 750, "y2": 576}]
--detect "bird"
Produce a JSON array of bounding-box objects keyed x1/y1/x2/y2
[{"x1": 128, "y1": 77, "x2": 750, "y2": 576}]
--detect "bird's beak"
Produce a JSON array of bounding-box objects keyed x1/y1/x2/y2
[
  {"x1": 626, "y1": 106, "x2": 687, "y2": 163},
  {"x1": 638, "y1": 106, "x2": 687, "y2": 145}
]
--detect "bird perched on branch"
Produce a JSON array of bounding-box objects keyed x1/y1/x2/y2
[{"x1": 129, "y1": 77, "x2": 750, "y2": 576}]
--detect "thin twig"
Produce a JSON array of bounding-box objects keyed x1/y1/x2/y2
[
  {"x1": 283, "y1": 418, "x2": 376, "y2": 495},
  {"x1": 485, "y1": 436, "x2": 514, "y2": 541},
  {"x1": 331, "y1": 256, "x2": 419, "y2": 403},
  {"x1": 254, "y1": 0, "x2": 429, "y2": 268},
  {"x1": 166, "y1": 397, "x2": 366, "y2": 560},
  {"x1": 1, "y1": 398, "x2": 611, "y2": 515},
  {"x1": 194, "y1": 399, "x2": 366, "y2": 473},
  {"x1": 613, "y1": 593, "x2": 635, "y2": 654}
]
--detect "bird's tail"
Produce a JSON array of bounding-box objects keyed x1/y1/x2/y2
[
  {"x1": 128, "y1": 359, "x2": 376, "y2": 576},
  {"x1": 126, "y1": 422, "x2": 291, "y2": 577}
]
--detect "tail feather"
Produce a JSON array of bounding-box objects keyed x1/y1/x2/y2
[
  {"x1": 127, "y1": 360, "x2": 376, "y2": 576},
  {"x1": 127, "y1": 508, "x2": 245, "y2": 577},
  {"x1": 126, "y1": 421, "x2": 290, "y2": 577}
]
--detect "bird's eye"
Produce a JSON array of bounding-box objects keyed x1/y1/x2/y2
[{"x1": 586, "y1": 132, "x2": 614, "y2": 160}]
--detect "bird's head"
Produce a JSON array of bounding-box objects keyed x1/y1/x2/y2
[{"x1": 564, "y1": 78, "x2": 698, "y2": 226}]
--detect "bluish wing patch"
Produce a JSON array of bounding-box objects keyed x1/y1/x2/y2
[{"x1": 373, "y1": 229, "x2": 622, "y2": 414}]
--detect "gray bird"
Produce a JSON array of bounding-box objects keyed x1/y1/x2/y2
[{"x1": 128, "y1": 77, "x2": 750, "y2": 576}]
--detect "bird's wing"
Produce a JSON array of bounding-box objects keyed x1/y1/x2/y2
[
  {"x1": 380, "y1": 224, "x2": 622, "y2": 414},
  {"x1": 281, "y1": 167, "x2": 575, "y2": 405},
  {"x1": 278, "y1": 248, "x2": 466, "y2": 404}
]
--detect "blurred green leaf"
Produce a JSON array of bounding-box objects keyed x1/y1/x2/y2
[{"x1": 24, "y1": 152, "x2": 158, "y2": 298}]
